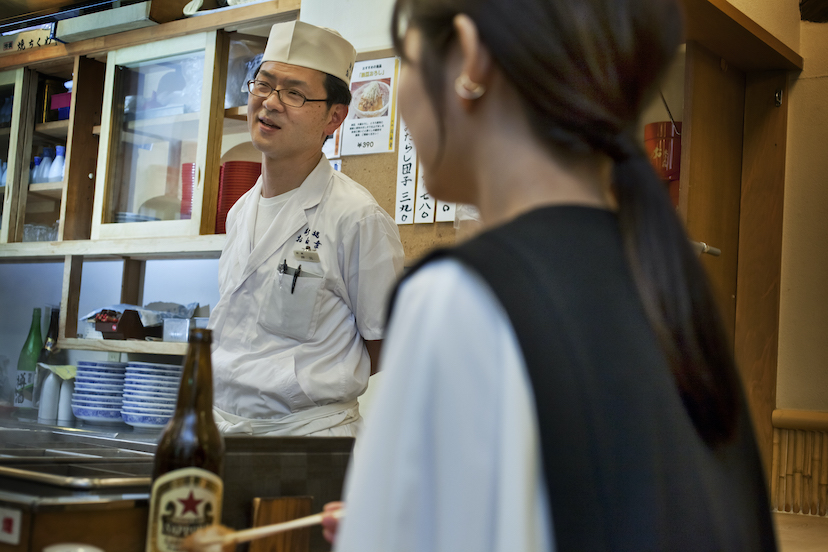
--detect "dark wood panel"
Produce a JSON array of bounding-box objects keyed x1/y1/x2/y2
[
  {"x1": 680, "y1": 41, "x2": 745, "y2": 344},
  {"x1": 735, "y1": 71, "x2": 789, "y2": 476},
  {"x1": 62, "y1": 55, "x2": 104, "y2": 240}
]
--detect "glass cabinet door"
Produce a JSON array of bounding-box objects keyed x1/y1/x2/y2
[
  {"x1": 0, "y1": 68, "x2": 28, "y2": 244},
  {"x1": 92, "y1": 32, "x2": 224, "y2": 239}
]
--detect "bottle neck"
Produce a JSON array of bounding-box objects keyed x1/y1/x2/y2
[
  {"x1": 28, "y1": 309, "x2": 42, "y2": 342},
  {"x1": 175, "y1": 340, "x2": 213, "y2": 414}
]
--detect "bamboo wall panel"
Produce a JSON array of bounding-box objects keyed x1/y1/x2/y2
[{"x1": 772, "y1": 427, "x2": 828, "y2": 516}]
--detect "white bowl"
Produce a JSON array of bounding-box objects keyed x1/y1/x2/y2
[
  {"x1": 122, "y1": 411, "x2": 170, "y2": 428},
  {"x1": 122, "y1": 405, "x2": 174, "y2": 415},
  {"x1": 126, "y1": 368, "x2": 182, "y2": 377},
  {"x1": 125, "y1": 373, "x2": 180, "y2": 384},
  {"x1": 72, "y1": 393, "x2": 123, "y2": 404},
  {"x1": 123, "y1": 389, "x2": 177, "y2": 399},
  {"x1": 74, "y1": 382, "x2": 123, "y2": 393},
  {"x1": 78, "y1": 360, "x2": 127, "y2": 370},
  {"x1": 128, "y1": 361, "x2": 182, "y2": 371},
  {"x1": 72, "y1": 404, "x2": 124, "y2": 424}
]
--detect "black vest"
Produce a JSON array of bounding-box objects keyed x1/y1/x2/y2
[{"x1": 392, "y1": 206, "x2": 776, "y2": 551}]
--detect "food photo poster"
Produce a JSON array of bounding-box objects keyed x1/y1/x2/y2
[{"x1": 341, "y1": 57, "x2": 400, "y2": 156}]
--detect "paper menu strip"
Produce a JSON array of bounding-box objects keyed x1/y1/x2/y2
[
  {"x1": 395, "y1": 119, "x2": 417, "y2": 225},
  {"x1": 436, "y1": 200, "x2": 456, "y2": 223},
  {"x1": 414, "y1": 161, "x2": 435, "y2": 223}
]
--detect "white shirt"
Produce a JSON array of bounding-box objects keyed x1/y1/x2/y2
[
  {"x1": 208, "y1": 157, "x2": 405, "y2": 422},
  {"x1": 254, "y1": 189, "x2": 296, "y2": 247},
  {"x1": 336, "y1": 259, "x2": 554, "y2": 552}
]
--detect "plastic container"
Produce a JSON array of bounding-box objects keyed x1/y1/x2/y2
[{"x1": 163, "y1": 318, "x2": 192, "y2": 342}]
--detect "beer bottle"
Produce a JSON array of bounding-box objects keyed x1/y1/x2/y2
[{"x1": 146, "y1": 328, "x2": 225, "y2": 552}]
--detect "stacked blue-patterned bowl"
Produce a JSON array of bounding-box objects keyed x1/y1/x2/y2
[
  {"x1": 121, "y1": 361, "x2": 181, "y2": 428},
  {"x1": 72, "y1": 360, "x2": 128, "y2": 424}
]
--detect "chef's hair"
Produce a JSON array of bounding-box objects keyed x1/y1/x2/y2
[{"x1": 392, "y1": 0, "x2": 741, "y2": 448}]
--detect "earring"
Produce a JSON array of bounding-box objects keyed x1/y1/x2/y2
[{"x1": 455, "y1": 74, "x2": 486, "y2": 100}]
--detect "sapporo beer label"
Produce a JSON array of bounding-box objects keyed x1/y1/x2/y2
[{"x1": 146, "y1": 467, "x2": 223, "y2": 552}]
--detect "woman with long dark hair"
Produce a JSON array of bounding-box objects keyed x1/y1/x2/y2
[{"x1": 326, "y1": 0, "x2": 776, "y2": 549}]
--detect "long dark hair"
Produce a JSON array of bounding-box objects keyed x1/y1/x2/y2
[{"x1": 392, "y1": 0, "x2": 740, "y2": 447}]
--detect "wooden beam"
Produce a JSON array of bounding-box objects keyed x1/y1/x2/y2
[
  {"x1": 681, "y1": 0, "x2": 803, "y2": 72},
  {"x1": 60, "y1": 254, "x2": 82, "y2": 340},
  {"x1": 0, "y1": 0, "x2": 300, "y2": 71},
  {"x1": 120, "y1": 257, "x2": 146, "y2": 306}
]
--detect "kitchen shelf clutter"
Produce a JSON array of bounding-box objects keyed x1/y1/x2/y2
[{"x1": 0, "y1": 1, "x2": 299, "y2": 355}]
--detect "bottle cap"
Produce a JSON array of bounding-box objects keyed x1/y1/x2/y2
[{"x1": 56, "y1": 146, "x2": 66, "y2": 155}]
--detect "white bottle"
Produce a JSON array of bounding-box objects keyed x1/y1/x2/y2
[
  {"x1": 38, "y1": 148, "x2": 53, "y2": 184},
  {"x1": 49, "y1": 146, "x2": 66, "y2": 183},
  {"x1": 30, "y1": 157, "x2": 41, "y2": 184}
]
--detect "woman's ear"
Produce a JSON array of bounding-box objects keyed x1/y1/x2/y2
[{"x1": 453, "y1": 14, "x2": 492, "y2": 106}]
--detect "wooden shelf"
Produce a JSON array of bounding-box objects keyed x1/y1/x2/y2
[
  {"x1": 28, "y1": 180, "x2": 64, "y2": 200},
  {"x1": 34, "y1": 119, "x2": 70, "y2": 139},
  {"x1": 0, "y1": 233, "x2": 225, "y2": 262},
  {"x1": 225, "y1": 105, "x2": 247, "y2": 121},
  {"x1": 61, "y1": 337, "x2": 187, "y2": 355}
]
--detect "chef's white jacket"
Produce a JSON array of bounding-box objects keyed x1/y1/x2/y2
[{"x1": 208, "y1": 157, "x2": 404, "y2": 426}]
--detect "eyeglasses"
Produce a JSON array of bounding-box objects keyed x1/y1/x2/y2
[{"x1": 247, "y1": 80, "x2": 328, "y2": 108}]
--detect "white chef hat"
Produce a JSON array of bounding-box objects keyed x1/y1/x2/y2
[{"x1": 262, "y1": 20, "x2": 357, "y2": 85}]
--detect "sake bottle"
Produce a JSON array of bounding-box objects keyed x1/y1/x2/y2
[
  {"x1": 15, "y1": 308, "x2": 43, "y2": 415},
  {"x1": 146, "y1": 328, "x2": 224, "y2": 552}
]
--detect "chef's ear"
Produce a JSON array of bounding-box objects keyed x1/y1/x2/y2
[
  {"x1": 453, "y1": 14, "x2": 492, "y2": 106},
  {"x1": 324, "y1": 104, "x2": 348, "y2": 136}
]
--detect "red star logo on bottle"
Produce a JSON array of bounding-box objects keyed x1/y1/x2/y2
[{"x1": 178, "y1": 490, "x2": 203, "y2": 516}]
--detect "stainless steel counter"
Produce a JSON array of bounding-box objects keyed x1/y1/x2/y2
[{"x1": 0, "y1": 414, "x2": 353, "y2": 552}]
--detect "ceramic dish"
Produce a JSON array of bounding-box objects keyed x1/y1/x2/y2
[
  {"x1": 72, "y1": 399, "x2": 123, "y2": 408},
  {"x1": 125, "y1": 368, "x2": 182, "y2": 377},
  {"x1": 127, "y1": 361, "x2": 182, "y2": 371},
  {"x1": 77, "y1": 360, "x2": 128, "y2": 370},
  {"x1": 72, "y1": 405, "x2": 124, "y2": 424},
  {"x1": 76, "y1": 365, "x2": 126, "y2": 375},
  {"x1": 122, "y1": 411, "x2": 170, "y2": 428},
  {"x1": 123, "y1": 381, "x2": 179, "y2": 392},
  {"x1": 72, "y1": 393, "x2": 123, "y2": 404},
  {"x1": 76, "y1": 373, "x2": 125, "y2": 382},
  {"x1": 123, "y1": 406, "x2": 175, "y2": 415},
  {"x1": 70, "y1": 387, "x2": 122, "y2": 397},
  {"x1": 74, "y1": 382, "x2": 123, "y2": 393},
  {"x1": 125, "y1": 373, "x2": 180, "y2": 384},
  {"x1": 123, "y1": 396, "x2": 176, "y2": 407},
  {"x1": 123, "y1": 389, "x2": 177, "y2": 399}
]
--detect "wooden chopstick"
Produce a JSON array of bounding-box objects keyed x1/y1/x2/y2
[{"x1": 198, "y1": 508, "x2": 344, "y2": 547}]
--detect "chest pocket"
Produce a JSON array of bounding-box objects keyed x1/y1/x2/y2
[{"x1": 258, "y1": 271, "x2": 324, "y2": 341}]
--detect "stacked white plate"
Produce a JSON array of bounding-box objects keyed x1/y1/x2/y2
[
  {"x1": 72, "y1": 360, "x2": 128, "y2": 424},
  {"x1": 121, "y1": 361, "x2": 182, "y2": 428}
]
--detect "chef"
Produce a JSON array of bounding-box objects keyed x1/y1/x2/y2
[{"x1": 208, "y1": 20, "x2": 405, "y2": 437}]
